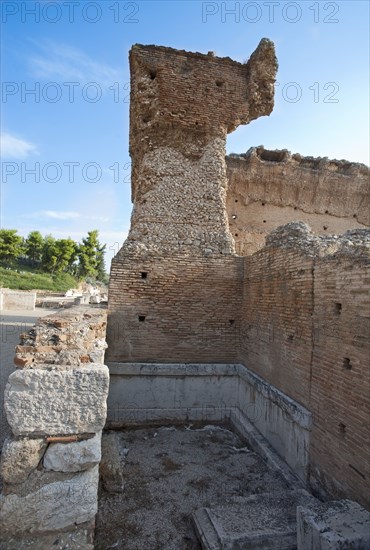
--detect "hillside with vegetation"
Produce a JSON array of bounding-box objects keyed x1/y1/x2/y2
[{"x1": 0, "y1": 229, "x2": 108, "y2": 292}]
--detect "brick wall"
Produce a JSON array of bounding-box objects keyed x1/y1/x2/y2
[
  {"x1": 239, "y1": 224, "x2": 370, "y2": 508},
  {"x1": 226, "y1": 146, "x2": 369, "y2": 255},
  {"x1": 129, "y1": 42, "x2": 277, "y2": 174},
  {"x1": 107, "y1": 254, "x2": 243, "y2": 363},
  {"x1": 107, "y1": 228, "x2": 369, "y2": 506},
  {"x1": 310, "y1": 255, "x2": 370, "y2": 507},
  {"x1": 106, "y1": 42, "x2": 369, "y2": 509},
  {"x1": 241, "y1": 247, "x2": 314, "y2": 407}
]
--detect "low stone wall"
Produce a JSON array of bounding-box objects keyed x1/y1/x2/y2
[
  {"x1": 0, "y1": 307, "x2": 109, "y2": 547},
  {"x1": 237, "y1": 366, "x2": 312, "y2": 483},
  {"x1": 0, "y1": 289, "x2": 36, "y2": 311}
]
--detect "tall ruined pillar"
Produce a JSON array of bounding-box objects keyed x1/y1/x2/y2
[{"x1": 107, "y1": 41, "x2": 278, "y2": 363}]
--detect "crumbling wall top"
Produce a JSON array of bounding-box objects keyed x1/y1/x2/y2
[
  {"x1": 265, "y1": 222, "x2": 370, "y2": 260},
  {"x1": 228, "y1": 146, "x2": 369, "y2": 176},
  {"x1": 129, "y1": 39, "x2": 278, "y2": 155}
]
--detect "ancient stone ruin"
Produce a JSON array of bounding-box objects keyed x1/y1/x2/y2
[
  {"x1": 1, "y1": 40, "x2": 369, "y2": 549},
  {"x1": 120, "y1": 39, "x2": 277, "y2": 258},
  {"x1": 0, "y1": 309, "x2": 109, "y2": 548},
  {"x1": 226, "y1": 146, "x2": 369, "y2": 255}
]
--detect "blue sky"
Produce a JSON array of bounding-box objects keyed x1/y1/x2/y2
[{"x1": 1, "y1": 0, "x2": 369, "y2": 268}]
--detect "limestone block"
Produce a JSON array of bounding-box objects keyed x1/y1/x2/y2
[
  {"x1": 0, "y1": 465, "x2": 99, "y2": 534},
  {"x1": 88, "y1": 350, "x2": 106, "y2": 363},
  {"x1": 297, "y1": 500, "x2": 370, "y2": 550},
  {"x1": 4, "y1": 365, "x2": 109, "y2": 436},
  {"x1": 0, "y1": 522, "x2": 95, "y2": 550},
  {"x1": 43, "y1": 432, "x2": 101, "y2": 472},
  {"x1": 0, "y1": 437, "x2": 47, "y2": 484}
]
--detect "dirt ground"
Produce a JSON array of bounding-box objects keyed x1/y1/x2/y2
[{"x1": 95, "y1": 424, "x2": 289, "y2": 550}]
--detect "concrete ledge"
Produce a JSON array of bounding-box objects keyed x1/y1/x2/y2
[
  {"x1": 236, "y1": 364, "x2": 311, "y2": 482},
  {"x1": 107, "y1": 406, "x2": 236, "y2": 427},
  {"x1": 229, "y1": 410, "x2": 303, "y2": 489},
  {"x1": 237, "y1": 364, "x2": 312, "y2": 430},
  {"x1": 107, "y1": 362, "x2": 239, "y2": 428},
  {"x1": 107, "y1": 362, "x2": 238, "y2": 376}
]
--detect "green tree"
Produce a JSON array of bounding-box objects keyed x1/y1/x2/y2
[
  {"x1": 95, "y1": 241, "x2": 107, "y2": 281},
  {"x1": 25, "y1": 231, "x2": 44, "y2": 263},
  {"x1": 78, "y1": 230, "x2": 106, "y2": 280},
  {"x1": 0, "y1": 229, "x2": 24, "y2": 263},
  {"x1": 54, "y1": 238, "x2": 78, "y2": 273},
  {"x1": 41, "y1": 236, "x2": 78, "y2": 274},
  {"x1": 41, "y1": 235, "x2": 58, "y2": 273}
]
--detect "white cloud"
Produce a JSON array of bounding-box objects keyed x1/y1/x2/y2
[
  {"x1": 29, "y1": 41, "x2": 122, "y2": 88},
  {"x1": 85, "y1": 215, "x2": 110, "y2": 223},
  {"x1": 23, "y1": 211, "x2": 109, "y2": 223},
  {"x1": 42, "y1": 210, "x2": 80, "y2": 220},
  {"x1": 20, "y1": 210, "x2": 80, "y2": 221},
  {"x1": 1, "y1": 132, "x2": 38, "y2": 159}
]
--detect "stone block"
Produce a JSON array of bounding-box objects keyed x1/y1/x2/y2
[
  {"x1": 0, "y1": 437, "x2": 47, "y2": 484},
  {"x1": 43, "y1": 432, "x2": 101, "y2": 472},
  {"x1": 297, "y1": 500, "x2": 370, "y2": 550},
  {"x1": 0, "y1": 465, "x2": 99, "y2": 534},
  {"x1": 0, "y1": 290, "x2": 36, "y2": 311},
  {"x1": 4, "y1": 365, "x2": 109, "y2": 436},
  {"x1": 99, "y1": 432, "x2": 124, "y2": 493},
  {"x1": 0, "y1": 521, "x2": 95, "y2": 550}
]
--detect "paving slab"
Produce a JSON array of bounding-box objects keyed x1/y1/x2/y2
[{"x1": 193, "y1": 489, "x2": 317, "y2": 550}]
